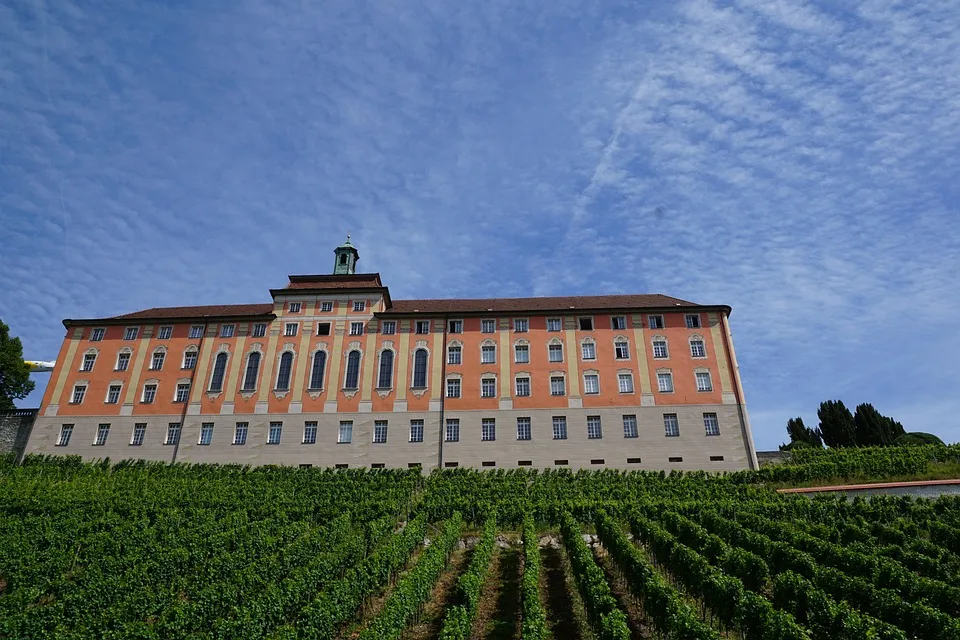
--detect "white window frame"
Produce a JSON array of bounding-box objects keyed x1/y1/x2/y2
[
  {"x1": 548, "y1": 342, "x2": 563, "y2": 363},
  {"x1": 587, "y1": 416, "x2": 603, "y2": 439},
  {"x1": 150, "y1": 349, "x2": 165, "y2": 371},
  {"x1": 141, "y1": 383, "x2": 157, "y2": 404},
  {"x1": 199, "y1": 423, "x2": 214, "y2": 445},
  {"x1": 189, "y1": 325, "x2": 204, "y2": 339},
  {"x1": 481, "y1": 319, "x2": 496, "y2": 334},
  {"x1": 252, "y1": 323, "x2": 267, "y2": 338},
  {"x1": 618, "y1": 373, "x2": 634, "y2": 394},
  {"x1": 581, "y1": 341, "x2": 596, "y2": 361},
  {"x1": 105, "y1": 384, "x2": 122, "y2": 404},
  {"x1": 182, "y1": 348, "x2": 198, "y2": 370},
  {"x1": 57, "y1": 424, "x2": 74, "y2": 446},
  {"x1": 514, "y1": 318, "x2": 529, "y2": 333},
  {"x1": 350, "y1": 322, "x2": 364, "y2": 336},
  {"x1": 80, "y1": 352, "x2": 97, "y2": 372},
  {"x1": 552, "y1": 416, "x2": 567, "y2": 440},
  {"x1": 611, "y1": 316, "x2": 627, "y2": 330},
  {"x1": 685, "y1": 314, "x2": 701, "y2": 329},
  {"x1": 696, "y1": 371, "x2": 713, "y2": 392},
  {"x1": 614, "y1": 340, "x2": 630, "y2": 360},
  {"x1": 578, "y1": 317, "x2": 594, "y2": 331},
  {"x1": 445, "y1": 418, "x2": 460, "y2": 442},
  {"x1": 449, "y1": 319, "x2": 463, "y2": 334},
  {"x1": 303, "y1": 422, "x2": 318, "y2": 444},
  {"x1": 124, "y1": 327, "x2": 139, "y2": 341},
  {"x1": 338, "y1": 421, "x2": 353, "y2": 444},
  {"x1": 446, "y1": 378, "x2": 462, "y2": 398},
  {"x1": 704, "y1": 413, "x2": 720, "y2": 436},
  {"x1": 583, "y1": 373, "x2": 600, "y2": 395},
  {"x1": 233, "y1": 422, "x2": 248, "y2": 445},
  {"x1": 267, "y1": 422, "x2": 283, "y2": 445},
  {"x1": 550, "y1": 376, "x2": 566, "y2": 396},
  {"x1": 648, "y1": 315, "x2": 664, "y2": 330},
  {"x1": 320, "y1": 301, "x2": 334, "y2": 312},
  {"x1": 415, "y1": 320, "x2": 431, "y2": 335},
  {"x1": 165, "y1": 422, "x2": 181, "y2": 445},
  {"x1": 373, "y1": 420, "x2": 388, "y2": 443},
  {"x1": 481, "y1": 344, "x2": 496, "y2": 364},
  {"x1": 623, "y1": 415, "x2": 639, "y2": 438},
  {"x1": 690, "y1": 338, "x2": 706, "y2": 358},
  {"x1": 409, "y1": 420, "x2": 424, "y2": 443},
  {"x1": 90, "y1": 328, "x2": 105, "y2": 341},
  {"x1": 482, "y1": 418, "x2": 496, "y2": 442},
  {"x1": 547, "y1": 318, "x2": 562, "y2": 332},
  {"x1": 115, "y1": 351, "x2": 131, "y2": 371},
  {"x1": 289, "y1": 302, "x2": 302, "y2": 313},
  {"x1": 664, "y1": 414, "x2": 680, "y2": 437},
  {"x1": 220, "y1": 324, "x2": 235, "y2": 338},
  {"x1": 131, "y1": 423, "x2": 146, "y2": 446},
  {"x1": 157, "y1": 326, "x2": 173, "y2": 340},
  {"x1": 71, "y1": 385, "x2": 87, "y2": 404},
  {"x1": 514, "y1": 343, "x2": 530, "y2": 364},
  {"x1": 657, "y1": 371, "x2": 674, "y2": 393},
  {"x1": 284, "y1": 323, "x2": 298, "y2": 337},
  {"x1": 515, "y1": 376, "x2": 531, "y2": 397},
  {"x1": 481, "y1": 377, "x2": 497, "y2": 398},
  {"x1": 353, "y1": 301, "x2": 366, "y2": 312},
  {"x1": 516, "y1": 417, "x2": 532, "y2": 441},
  {"x1": 447, "y1": 344, "x2": 462, "y2": 365},
  {"x1": 94, "y1": 423, "x2": 110, "y2": 446},
  {"x1": 381, "y1": 321, "x2": 397, "y2": 335},
  {"x1": 652, "y1": 338, "x2": 669, "y2": 359},
  {"x1": 174, "y1": 382, "x2": 190, "y2": 403}
]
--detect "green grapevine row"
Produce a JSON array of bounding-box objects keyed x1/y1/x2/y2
[
  {"x1": 439, "y1": 514, "x2": 497, "y2": 640},
  {"x1": 519, "y1": 518, "x2": 547, "y2": 640}
]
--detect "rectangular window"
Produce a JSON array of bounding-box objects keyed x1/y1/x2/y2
[
  {"x1": 158, "y1": 326, "x2": 173, "y2": 340},
  {"x1": 81, "y1": 353, "x2": 96, "y2": 372},
  {"x1": 233, "y1": 422, "x2": 248, "y2": 445},
  {"x1": 71, "y1": 385, "x2": 86, "y2": 404},
  {"x1": 199, "y1": 422, "x2": 214, "y2": 445},
  {"x1": 552, "y1": 416, "x2": 567, "y2": 440},
  {"x1": 481, "y1": 378, "x2": 496, "y2": 398},
  {"x1": 300, "y1": 463, "x2": 313, "y2": 469},
  {"x1": 481, "y1": 319, "x2": 496, "y2": 333},
  {"x1": 220, "y1": 324, "x2": 235, "y2": 338},
  {"x1": 175, "y1": 383, "x2": 190, "y2": 403},
  {"x1": 165, "y1": 422, "x2": 181, "y2": 445},
  {"x1": 481, "y1": 345, "x2": 496, "y2": 364},
  {"x1": 447, "y1": 346, "x2": 462, "y2": 365},
  {"x1": 611, "y1": 316, "x2": 627, "y2": 330},
  {"x1": 547, "y1": 318, "x2": 562, "y2": 332},
  {"x1": 336, "y1": 463, "x2": 349, "y2": 469},
  {"x1": 518, "y1": 460, "x2": 532, "y2": 466},
  {"x1": 316, "y1": 323, "x2": 331, "y2": 336},
  {"x1": 446, "y1": 378, "x2": 461, "y2": 398},
  {"x1": 91, "y1": 328, "x2": 105, "y2": 341},
  {"x1": 353, "y1": 301, "x2": 366, "y2": 312},
  {"x1": 371, "y1": 463, "x2": 385, "y2": 469},
  {"x1": 415, "y1": 320, "x2": 430, "y2": 334},
  {"x1": 648, "y1": 315, "x2": 664, "y2": 330},
  {"x1": 150, "y1": 351, "x2": 165, "y2": 371},
  {"x1": 288, "y1": 302, "x2": 301, "y2": 313},
  {"x1": 131, "y1": 423, "x2": 146, "y2": 446},
  {"x1": 554, "y1": 459, "x2": 568, "y2": 466},
  {"x1": 583, "y1": 374, "x2": 599, "y2": 395},
  {"x1": 252, "y1": 323, "x2": 267, "y2": 338},
  {"x1": 691, "y1": 340, "x2": 706, "y2": 358},
  {"x1": 548, "y1": 343, "x2": 563, "y2": 362},
  {"x1": 106, "y1": 385, "x2": 121, "y2": 404},
  {"x1": 581, "y1": 342, "x2": 596, "y2": 360},
  {"x1": 182, "y1": 351, "x2": 197, "y2": 370},
  {"x1": 268, "y1": 422, "x2": 282, "y2": 444},
  {"x1": 303, "y1": 421, "x2": 317, "y2": 444},
  {"x1": 587, "y1": 416, "x2": 603, "y2": 439},
  {"x1": 653, "y1": 340, "x2": 669, "y2": 359},
  {"x1": 623, "y1": 415, "x2": 639, "y2": 438},
  {"x1": 124, "y1": 327, "x2": 139, "y2": 341},
  {"x1": 515, "y1": 377, "x2": 531, "y2": 397},
  {"x1": 514, "y1": 344, "x2": 529, "y2": 364},
  {"x1": 409, "y1": 420, "x2": 424, "y2": 443},
  {"x1": 142, "y1": 384, "x2": 157, "y2": 404},
  {"x1": 657, "y1": 372, "x2": 674, "y2": 393},
  {"x1": 618, "y1": 373, "x2": 634, "y2": 394},
  {"x1": 482, "y1": 418, "x2": 496, "y2": 441},
  {"x1": 57, "y1": 424, "x2": 74, "y2": 446},
  {"x1": 94, "y1": 423, "x2": 110, "y2": 446},
  {"x1": 704, "y1": 413, "x2": 721, "y2": 436},
  {"x1": 710, "y1": 455, "x2": 724, "y2": 462},
  {"x1": 591, "y1": 459, "x2": 605, "y2": 465},
  {"x1": 449, "y1": 319, "x2": 463, "y2": 333},
  {"x1": 685, "y1": 314, "x2": 701, "y2": 329},
  {"x1": 445, "y1": 419, "x2": 460, "y2": 442},
  {"x1": 627, "y1": 457, "x2": 642, "y2": 464},
  {"x1": 338, "y1": 421, "x2": 353, "y2": 444},
  {"x1": 381, "y1": 321, "x2": 397, "y2": 335},
  {"x1": 664, "y1": 414, "x2": 680, "y2": 437},
  {"x1": 444, "y1": 462, "x2": 458, "y2": 468},
  {"x1": 669, "y1": 456, "x2": 683, "y2": 463},
  {"x1": 284, "y1": 323, "x2": 298, "y2": 337},
  {"x1": 189, "y1": 325, "x2": 204, "y2": 339},
  {"x1": 350, "y1": 322, "x2": 364, "y2": 336},
  {"x1": 615, "y1": 341, "x2": 630, "y2": 359},
  {"x1": 482, "y1": 461, "x2": 496, "y2": 467},
  {"x1": 116, "y1": 353, "x2": 131, "y2": 371},
  {"x1": 550, "y1": 376, "x2": 565, "y2": 396},
  {"x1": 320, "y1": 301, "x2": 334, "y2": 312},
  {"x1": 514, "y1": 319, "x2": 529, "y2": 333},
  {"x1": 696, "y1": 372, "x2": 713, "y2": 392},
  {"x1": 517, "y1": 417, "x2": 531, "y2": 441},
  {"x1": 578, "y1": 317, "x2": 593, "y2": 331}
]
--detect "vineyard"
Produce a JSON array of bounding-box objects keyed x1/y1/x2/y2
[{"x1": 1, "y1": 445, "x2": 959, "y2": 640}]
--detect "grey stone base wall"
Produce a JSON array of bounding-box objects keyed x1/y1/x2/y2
[{"x1": 0, "y1": 409, "x2": 38, "y2": 462}]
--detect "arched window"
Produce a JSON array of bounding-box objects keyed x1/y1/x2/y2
[
  {"x1": 378, "y1": 350, "x2": 394, "y2": 389},
  {"x1": 309, "y1": 351, "x2": 327, "y2": 390},
  {"x1": 276, "y1": 352, "x2": 294, "y2": 390},
  {"x1": 344, "y1": 350, "x2": 361, "y2": 389},
  {"x1": 209, "y1": 352, "x2": 228, "y2": 392},
  {"x1": 412, "y1": 349, "x2": 428, "y2": 388},
  {"x1": 242, "y1": 352, "x2": 261, "y2": 391}
]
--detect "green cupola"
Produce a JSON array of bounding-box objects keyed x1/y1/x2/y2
[{"x1": 333, "y1": 234, "x2": 359, "y2": 275}]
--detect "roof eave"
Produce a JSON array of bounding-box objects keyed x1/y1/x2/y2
[
  {"x1": 375, "y1": 303, "x2": 732, "y2": 317},
  {"x1": 63, "y1": 312, "x2": 278, "y2": 328}
]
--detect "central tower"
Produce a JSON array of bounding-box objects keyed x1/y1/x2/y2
[{"x1": 333, "y1": 235, "x2": 359, "y2": 275}]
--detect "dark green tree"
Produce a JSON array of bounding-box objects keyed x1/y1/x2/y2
[
  {"x1": 0, "y1": 319, "x2": 35, "y2": 411},
  {"x1": 817, "y1": 400, "x2": 856, "y2": 448},
  {"x1": 853, "y1": 403, "x2": 906, "y2": 446},
  {"x1": 785, "y1": 416, "x2": 823, "y2": 448},
  {"x1": 896, "y1": 432, "x2": 944, "y2": 446}
]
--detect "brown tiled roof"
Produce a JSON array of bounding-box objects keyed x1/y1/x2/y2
[
  {"x1": 281, "y1": 273, "x2": 384, "y2": 290},
  {"x1": 64, "y1": 303, "x2": 275, "y2": 326},
  {"x1": 381, "y1": 294, "x2": 711, "y2": 315}
]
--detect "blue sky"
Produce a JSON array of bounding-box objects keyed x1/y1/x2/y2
[{"x1": 2, "y1": 0, "x2": 958, "y2": 450}]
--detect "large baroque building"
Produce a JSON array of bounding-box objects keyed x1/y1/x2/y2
[{"x1": 26, "y1": 239, "x2": 759, "y2": 471}]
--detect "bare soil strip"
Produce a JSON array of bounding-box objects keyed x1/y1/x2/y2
[
  {"x1": 339, "y1": 545, "x2": 427, "y2": 640},
  {"x1": 591, "y1": 545, "x2": 654, "y2": 639},
  {"x1": 540, "y1": 544, "x2": 593, "y2": 640},
  {"x1": 401, "y1": 547, "x2": 472, "y2": 640},
  {"x1": 472, "y1": 546, "x2": 521, "y2": 640}
]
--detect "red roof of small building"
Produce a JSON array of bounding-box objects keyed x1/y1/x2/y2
[
  {"x1": 63, "y1": 303, "x2": 275, "y2": 326},
  {"x1": 280, "y1": 273, "x2": 384, "y2": 290}
]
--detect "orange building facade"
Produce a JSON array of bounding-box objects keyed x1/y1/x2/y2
[{"x1": 26, "y1": 240, "x2": 759, "y2": 471}]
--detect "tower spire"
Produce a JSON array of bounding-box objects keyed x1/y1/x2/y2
[{"x1": 333, "y1": 234, "x2": 359, "y2": 275}]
